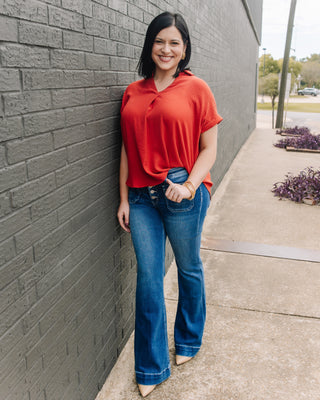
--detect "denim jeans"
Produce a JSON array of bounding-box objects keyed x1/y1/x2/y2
[{"x1": 128, "y1": 167, "x2": 210, "y2": 385}]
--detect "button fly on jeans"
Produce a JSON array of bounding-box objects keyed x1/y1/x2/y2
[{"x1": 149, "y1": 187, "x2": 157, "y2": 200}]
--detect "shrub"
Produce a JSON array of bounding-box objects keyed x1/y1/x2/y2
[
  {"x1": 276, "y1": 126, "x2": 310, "y2": 135},
  {"x1": 272, "y1": 167, "x2": 320, "y2": 204},
  {"x1": 274, "y1": 132, "x2": 320, "y2": 150}
]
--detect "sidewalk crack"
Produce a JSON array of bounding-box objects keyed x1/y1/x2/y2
[{"x1": 206, "y1": 303, "x2": 320, "y2": 321}]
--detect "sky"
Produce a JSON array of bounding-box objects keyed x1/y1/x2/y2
[{"x1": 260, "y1": 0, "x2": 320, "y2": 61}]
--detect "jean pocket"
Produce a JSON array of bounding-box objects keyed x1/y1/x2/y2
[
  {"x1": 128, "y1": 188, "x2": 141, "y2": 204},
  {"x1": 164, "y1": 168, "x2": 195, "y2": 212},
  {"x1": 165, "y1": 197, "x2": 195, "y2": 213},
  {"x1": 166, "y1": 167, "x2": 189, "y2": 184}
]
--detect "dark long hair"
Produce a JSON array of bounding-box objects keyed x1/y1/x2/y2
[{"x1": 137, "y1": 12, "x2": 191, "y2": 79}]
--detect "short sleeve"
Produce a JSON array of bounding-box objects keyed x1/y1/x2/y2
[{"x1": 197, "y1": 80, "x2": 223, "y2": 133}]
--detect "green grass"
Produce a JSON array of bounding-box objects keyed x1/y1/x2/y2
[{"x1": 257, "y1": 102, "x2": 320, "y2": 113}]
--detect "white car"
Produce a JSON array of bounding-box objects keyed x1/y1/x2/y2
[{"x1": 297, "y1": 87, "x2": 318, "y2": 96}]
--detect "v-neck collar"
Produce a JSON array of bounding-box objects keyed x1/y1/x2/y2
[{"x1": 151, "y1": 75, "x2": 178, "y2": 93}]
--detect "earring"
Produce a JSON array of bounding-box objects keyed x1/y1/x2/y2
[{"x1": 181, "y1": 53, "x2": 186, "y2": 60}]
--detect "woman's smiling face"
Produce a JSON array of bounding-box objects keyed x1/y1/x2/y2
[{"x1": 151, "y1": 25, "x2": 186, "y2": 76}]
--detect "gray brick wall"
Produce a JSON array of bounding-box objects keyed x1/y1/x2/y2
[{"x1": 0, "y1": 1, "x2": 262, "y2": 399}]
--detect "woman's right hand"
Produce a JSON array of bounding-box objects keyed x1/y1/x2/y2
[{"x1": 117, "y1": 201, "x2": 130, "y2": 233}]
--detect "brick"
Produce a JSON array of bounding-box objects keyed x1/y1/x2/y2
[
  {"x1": 52, "y1": 88, "x2": 86, "y2": 109},
  {"x1": 0, "y1": 207, "x2": 31, "y2": 242},
  {"x1": 0, "y1": 118, "x2": 22, "y2": 145},
  {"x1": 94, "y1": 71, "x2": 117, "y2": 86},
  {"x1": 0, "y1": 279, "x2": 21, "y2": 314},
  {"x1": 109, "y1": 25, "x2": 130, "y2": 43},
  {"x1": 23, "y1": 69, "x2": 65, "y2": 90},
  {"x1": 31, "y1": 186, "x2": 69, "y2": 221},
  {"x1": 93, "y1": 37, "x2": 117, "y2": 55},
  {"x1": 93, "y1": 103, "x2": 115, "y2": 120},
  {"x1": 84, "y1": 17, "x2": 109, "y2": 38},
  {"x1": 0, "y1": 44, "x2": 50, "y2": 68},
  {"x1": 11, "y1": 173, "x2": 56, "y2": 209},
  {"x1": 16, "y1": 250, "x2": 57, "y2": 303},
  {"x1": 85, "y1": 119, "x2": 110, "y2": 139},
  {"x1": 67, "y1": 138, "x2": 99, "y2": 163},
  {"x1": 92, "y1": 0, "x2": 108, "y2": 5},
  {"x1": 27, "y1": 148, "x2": 67, "y2": 180},
  {"x1": 0, "y1": 358, "x2": 27, "y2": 398},
  {"x1": 7, "y1": 133, "x2": 53, "y2": 164},
  {"x1": 69, "y1": 164, "x2": 107, "y2": 199},
  {"x1": 0, "y1": 320, "x2": 24, "y2": 367},
  {"x1": 48, "y1": 5, "x2": 83, "y2": 32},
  {"x1": 0, "y1": 15, "x2": 18, "y2": 42},
  {"x1": 0, "y1": 192, "x2": 11, "y2": 217},
  {"x1": 110, "y1": 56, "x2": 129, "y2": 71},
  {"x1": 3, "y1": 90, "x2": 51, "y2": 116},
  {"x1": 0, "y1": 68, "x2": 20, "y2": 91},
  {"x1": 92, "y1": 3, "x2": 116, "y2": 24},
  {"x1": 57, "y1": 191, "x2": 88, "y2": 224},
  {"x1": 19, "y1": 21, "x2": 62, "y2": 48},
  {"x1": 53, "y1": 125, "x2": 86, "y2": 149},
  {"x1": 117, "y1": 42, "x2": 135, "y2": 58},
  {"x1": 108, "y1": 0, "x2": 127, "y2": 14},
  {"x1": 117, "y1": 71, "x2": 136, "y2": 86},
  {"x1": 63, "y1": 31, "x2": 93, "y2": 52},
  {"x1": 50, "y1": 49, "x2": 85, "y2": 69},
  {"x1": 65, "y1": 105, "x2": 95, "y2": 126},
  {"x1": 116, "y1": 14, "x2": 135, "y2": 31},
  {"x1": 0, "y1": 145, "x2": 5, "y2": 167},
  {"x1": 33, "y1": 220, "x2": 72, "y2": 261},
  {"x1": 129, "y1": 58, "x2": 139, "y2": 72},
  {"x1": 55, "y1": 158, "x2": 87, "y2": 187},
  {"x1": 129, "y1": 30, "x2": 144, "y2": 46},
  {"x1": 133, "y1": 19, "x2": 147, "y2": 35},
  {"x1": 0, "y1": 248, "x2": 33, "y2": 290},
  {"x1": 0, "y1": 238, "x2": 15, "y2": 267},
  {"x1": 23, "y1": 110, "x2": 65, "y2": 136},
  {"x1": 0, "y1": 286, "x2": 37, "y2": 336},
  {"x1": 15, "y1": 212, "x2": 59, "y2": 254},
  {"x1": 0, "y1": 0, "x2": 48, "y2": 23},
  {"x1": 85, "y1": 87, "x2": 110, "y2": 104},
  {"x1": 0, "y1": 163, "x2": 27, "y2": 193},
  {"x1": 128, "y1": 4, "x2": 144, "y2": 21},
  {"x1": 62, "y1": 0, "x2": 93, "y2": 17},
  {"x1": 40, "y1": 0, "x2": 60, "y2": 4},
  {"x1": 85, "y1": 53, "x2": 110, "y2": 70},
  {"x1": 63, "y1": 70, "x2": 94, "y2": 88}
]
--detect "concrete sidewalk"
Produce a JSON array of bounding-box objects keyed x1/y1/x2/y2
[{"x1": 96, "y1": 119, "x2": 320, "y2": 400}]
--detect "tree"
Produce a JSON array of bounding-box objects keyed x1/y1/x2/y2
[
  {"x1": 258, "y1": 53, "x2": 280, "y2": 77},
  {"x1": 278, "y1": 57, "x2": 302, "y2": 91},
  {"x1": 259, "y1": 73, "x2": 279, "y2": 128},
  {"x1": 305, "y1": 53, "x2": 320, "y2": 63},
  {"x1": 301, "y1": 61, "x2": 320, "y2": 88}
]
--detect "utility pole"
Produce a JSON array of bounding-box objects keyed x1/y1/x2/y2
[{"x1": 275, "y1": 0, "x2": 297, "y2": 128}]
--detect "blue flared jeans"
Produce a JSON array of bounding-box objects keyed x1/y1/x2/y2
[{"x1": 129, "y1": 167, "x2": 210, "y2": 385}]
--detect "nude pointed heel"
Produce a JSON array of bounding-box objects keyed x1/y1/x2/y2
[
  {"x1": 138, "y1": 384, "x2": 156, "y2": 397},
  {"x1": 176, "y1": 355, "x2": 193, "y2": 365}
]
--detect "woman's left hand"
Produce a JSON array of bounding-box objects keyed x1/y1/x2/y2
[{"x1": 165, "y1": 178, "x2": 192, "y2": 203}]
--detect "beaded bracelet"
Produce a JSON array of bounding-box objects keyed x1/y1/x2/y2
[{"x1": 183, "y1": 180, "x2": 196, "y2": 200}]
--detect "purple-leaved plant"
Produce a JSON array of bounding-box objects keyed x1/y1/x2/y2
[
  {"x1": 272, "y1": 167, "x2": 320, "y2": 204},
  {"x1": 276, "y1": 126, "x2": 310, "y2": 135},
  {"x1": 274, "y1": 132, "x2": 320, "y2": 150}
]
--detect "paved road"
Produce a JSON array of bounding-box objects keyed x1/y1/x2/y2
[{"x1": 257, "y1": 110, "x2": 320, "y2": 132}]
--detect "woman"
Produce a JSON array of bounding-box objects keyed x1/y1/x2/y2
[{"x1": 117, "y1": 12, "x2": 222, "y2": 397}]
